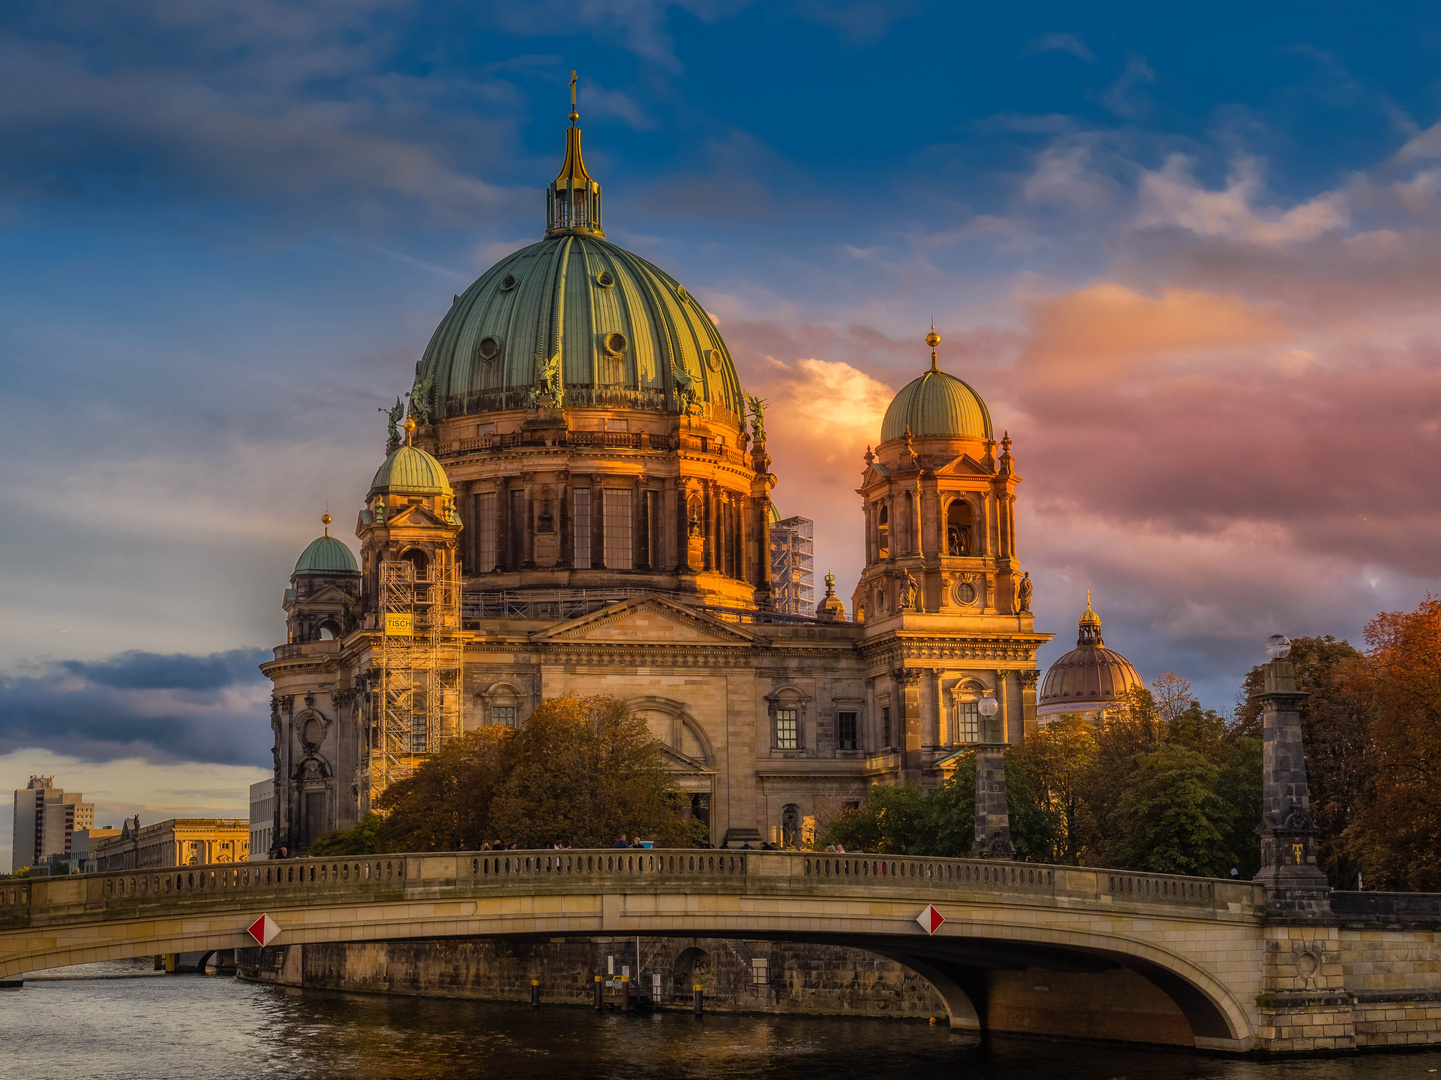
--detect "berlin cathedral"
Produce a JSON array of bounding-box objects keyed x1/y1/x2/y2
[{"x1": 261, "y1": 99, "x2": 1141, "y2": 856}]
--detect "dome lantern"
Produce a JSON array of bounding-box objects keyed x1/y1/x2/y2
[{"x1": 546, "y1": 72, "x2": 603, "y2": 239}]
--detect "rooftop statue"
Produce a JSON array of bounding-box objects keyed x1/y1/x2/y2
[
  {"x1": 407, "y1": 372, "x2": 435, "y2": 425},
  {"x1": 380, "y1": 396, "x2": 404, "y2": 453},
  {"x1": 745, "y1": 393, "x2": 768, "y2": 443}
]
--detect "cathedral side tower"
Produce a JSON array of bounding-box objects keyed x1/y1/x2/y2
[{"x1": 853, "y1": 329, "x2": 1051, "y2": 784}]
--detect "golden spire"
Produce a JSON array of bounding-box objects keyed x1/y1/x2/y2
[
  {"x1": 926, "y1": 324, "x2": 940, "y2": 372},
  {"x1": 322, "y1": 512, "x2": 332, "y2": 537},
  {"x1": 1080, "y1": 590, "x2": 1101, "y2": 628},
  {"x1": 403, "y1": 415, "x2": 417, "y2": 445},
  {"x1": 547, "y1": 71, "x2": 603, "y2": 238}
]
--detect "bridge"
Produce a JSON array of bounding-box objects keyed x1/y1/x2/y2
[{"x1": 5, "y1": 847, "x2": 1439, "y2": 1054}]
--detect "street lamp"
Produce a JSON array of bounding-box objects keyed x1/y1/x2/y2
[
  {"x1": 977, "y1": 695, "x2": 999, "y2": 718},
  {"x1": 1265, "y1": 634, "x2": 1292, "y2": 660}
]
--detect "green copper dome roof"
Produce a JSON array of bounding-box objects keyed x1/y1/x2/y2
[
  {"x1": 879, "y1": 364, "x2": 993, "y2": 444},
  {"x1": 294, "y1": 535, "x2": 359, "y2": 576},
  {"x1": 369, "y1": 443, "x2": 452, "y2": 497},
  {"x1": 417, "y1": 235, "x2": 744, "y2": 426}
]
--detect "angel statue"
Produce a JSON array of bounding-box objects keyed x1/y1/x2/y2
[
  {"x1": 672, "y1": 362, "x2": 697, "y2": 411},
  {"x1": 406, "y1": 371, "x2": 435, "y2": 425},
  {"x1": 745, "y1": 393, "x2": 768, "y2": 443},
  {"x1": 529, "y1": 351, "x2": 564, "y2": 408},
  {"x1": 901, "y1": 568, "x2": 922, "y2": 613},
  {"x1": 379, "y1": 396, "x2": 405, "y2": 453}
]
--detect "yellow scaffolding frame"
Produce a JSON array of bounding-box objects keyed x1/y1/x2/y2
[{"x1": 371, "y1": 555, "x2": 462, "y2": 801}]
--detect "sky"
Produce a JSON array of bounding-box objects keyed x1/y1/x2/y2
[{"x1": 3, "y1": 1, "x2": 1441, "y2": 868}]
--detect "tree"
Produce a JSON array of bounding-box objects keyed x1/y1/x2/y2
[
  {"x1": 1111, "y1": 744, "x2": 1233, "y2": 877},
  {"x1": 312, "y1": 812, "x2": 382, "y2": 856},
  {"x1": 1352, "y1": 599, "x2": 1441, "y2": 890},
  {"x1": 824, "y1": 783, "x2": 928, "y2": 854},
  {"x1": 1014, "y1": 715, "x2": 1097, "y2": 864},
  {"x1": 1214, "y1": 737, "x2": 1262, "y2": 878},
  {"x1": 1234, "y1": 634, "x2": 1371, "y2": 884},
  {"x1": 488, "y1": 695, "x2": 699, "y2": 848},
  {"x1": 1079, "y1": 686, "x2": 1162, "y2": 866},
  {"x1": 376, "y1": 724, "x2": 512, "y2": 851},
  {"x1": 372, "y1": 695, "x2": 700, "y2": 851}
]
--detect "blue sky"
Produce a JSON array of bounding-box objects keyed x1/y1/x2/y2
[{"x1": 4, "y1": 1, "x2": 1441, "y2": 866}]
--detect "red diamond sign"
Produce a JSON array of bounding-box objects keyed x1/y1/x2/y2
[
  {"x1": 246, "y1": 913, "x2": 281, "y2": 947},
  {"x1": 916, "y1": 905, "x2": 945, "y2": 935}
]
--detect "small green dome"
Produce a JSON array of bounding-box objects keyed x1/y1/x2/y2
[
  {"x1": 294, "y1": 535, "x2": 359, "y2": 576},
  {"x1": 880, "y1": 366, "x2": 993, "y2": 444},
  {"x1": 369, "y1": 443, "x2": 452, "y2": 497}
]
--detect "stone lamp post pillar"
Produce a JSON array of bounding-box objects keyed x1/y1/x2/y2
[
  {"x1": 972, "y1": 693, "x2": 1014, "y2": 859},
  {"x1": 1254, "y1": 635, "x2": 1331, "y2": 915}
]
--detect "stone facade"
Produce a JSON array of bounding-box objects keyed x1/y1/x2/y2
[
  {"x1": 238, "y1": 937, "x2": 948, "y2": 1020},
  {"x1": 94, "y1": 817, "x2": 249, "y2": 871}
]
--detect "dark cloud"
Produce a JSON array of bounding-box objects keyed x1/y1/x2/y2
[
  {"x1": 60, "y1": 648, "x2": 269, "y2": 691},
  {"x1": 0, "y1": 649, "x2": 273, "y2": 766}
]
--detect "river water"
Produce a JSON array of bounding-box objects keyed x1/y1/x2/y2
[{"x1": 7, "y1": 961, "x2": 1441, "y2": 1080}]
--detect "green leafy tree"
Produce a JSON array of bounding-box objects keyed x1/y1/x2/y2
[
  {"x1": 1112, "y1": 744, "x2": 1233, "y2": 877},
  {"x1": 376, "y1": 724, "x2": 511, "y2": 851},
  {"x1": 1214, "y1": 737, "x2": 1262, "y2": 878},
  {"x1": 824, "y1": 783, "x2": 928, "y2": 854},
  {"x1": 311, "y1": 812, "x2": 382, "y2": 856},
  {"x1": 1014, "y1": 715, "x2": 1097, "y2": 864}
]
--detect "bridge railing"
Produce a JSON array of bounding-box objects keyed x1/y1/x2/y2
[{"x1": 0, "y1": 850, "x2": 1262, "y2": 928}]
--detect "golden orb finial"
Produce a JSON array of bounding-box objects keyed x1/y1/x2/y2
[
  {"x1": 403, "y1": 415, "x2": 417, "y2": 445},
  {"x1": 569, "y1": 70, "x2": 579, "y2": 124},
  {"x1": 926, "y1": 324, "x2": 940, "y2": 371},
  {"x1": 321, "y1": 511, "x2": 332, "y2": 536}
]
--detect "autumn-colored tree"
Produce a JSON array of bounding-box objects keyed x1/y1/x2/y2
[
  {"x1": 376, "y1": 723, "x2": 511, "y2": 851},
  {"x1": 488, "y1": 695, "x2": 699, "y2": 848},
  {"x1": 370, "y1": 695, "x2": 699, "y2": 852},
  {"x1": 1352, "y1": 599, "x2": 1441, "y2": 890},
  {"x1": 1234, "y1": 634, "x2": 1371, "y2": 884}
]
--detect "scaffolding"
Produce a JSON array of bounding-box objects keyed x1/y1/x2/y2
[
  {"x1": 770, "y1": 515, "x2": 815, "y2": 617},
  {"x1": 371, "y1": 556, "x2": 463, "y2": 801}
]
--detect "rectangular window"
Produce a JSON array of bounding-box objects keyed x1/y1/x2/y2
[
  {"x1": 644, "y1": 489, "x2": 659, "y2": 569},
  {"x1": 775, "y1": 708, "x2": 798, "y2": 750},
  {"x1": 573, "y1": 489, "x2": 592, "y2": 570},
  {"x1": 492, "y1": 706, "x2": 516, "y2": 728},
  {"x1": 751, "y1": 958, "x2": 770, "y2": 986},
  {"x1": 604, "y1": 488, "x2": 633, "y2": 569},
  {"x1": 508, "y1": 489, "x2": 525, "y2": 569},
  {"x1": 474, "y1": 492, "x2": 496, "y2": 573},
  {"x1": 956, "y1": 701, "x2": 980, "y2": 745},
  {"x1": 881, "y1": 706, "x2": 892, "y2": 747},
  {"x1": 605, "y1": 418, "x2": 629, "y2": 433},
  {"x1": 837, "y1": 711, "x2": 858, "y2": 751}
]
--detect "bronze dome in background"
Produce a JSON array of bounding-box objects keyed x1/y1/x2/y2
[{"x1": 1037, "y1": 594, "x2": 1143, "y2": 722}]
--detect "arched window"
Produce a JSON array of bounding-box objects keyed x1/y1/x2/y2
[
  {"x1": 401, "y1": 548, "x2": 429, "y2": 580},
  {"x1": 877, "y1": 504, "x2": 889, "y2": 561},
  {"x1": 317, "y1": 620, "x2": 340, "y2": 641},
  {"x1": 947, "y1": 499, "x2": 973, "y2": 556},
  {"x1": 780, "y1": 804, "x2": 801, "y2": 848}
]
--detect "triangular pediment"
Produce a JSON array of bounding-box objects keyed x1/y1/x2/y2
[
  {"x1": 305, "y1": 583, "x2": 354, "y2": 604},
  {"x1": 387, "y1": 503, "x2": 448, "y2": 527},
  {"x1": 661, "y1": 744, "x2": 715, "y2": 774},
  {"x1": 859, "y1": 462, "x2": 891, "y2": 487},
  {"x1": 934, "y1": 453, "x2": 993, "y2": 476},
  {"x1": 531, "y1": 594, "x2": 757, "y2": 645}
]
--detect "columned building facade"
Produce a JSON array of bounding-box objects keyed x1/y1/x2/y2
[{"x1": 260, "y1": 107, "x2": 1052, "y2": 855}]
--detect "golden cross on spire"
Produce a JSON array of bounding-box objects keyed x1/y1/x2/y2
[{"x1": 569, "y1": 70, "x2": 579, "y2": 124}]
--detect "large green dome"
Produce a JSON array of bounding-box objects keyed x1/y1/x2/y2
[
  {"x1": 369, "y1": 443, "x2": 452, "y2": 497},
  {"x1": 294, "y1": 534, "x2": 359, "y2": 576},
  {"x1": 880, "y1": 364, "x2": 993, "y2": 444},
  {"x1": 416, "y1": 234, "x2": 744, "y2": 426}
]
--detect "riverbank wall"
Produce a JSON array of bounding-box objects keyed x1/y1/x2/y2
[{"x1": 236, "y1": 936, "x2": 948, "y2": 1018}]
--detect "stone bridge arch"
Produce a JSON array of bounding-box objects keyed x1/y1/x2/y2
[{"x1": 0, "y1": 851, "x2": 1263, "y2": 1051}]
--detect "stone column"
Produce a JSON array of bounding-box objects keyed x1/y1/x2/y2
[
  {"x1": 972, "y1": 693, "x2": 1013, "y2": 859},
  {"x1": 1254, "y1": 655, "x2": 1331, "y2": 914},
  {"x1": 926, "y1": 668, "x2": 944, "y2": 750}
]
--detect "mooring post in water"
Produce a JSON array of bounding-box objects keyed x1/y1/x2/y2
[
  {"x1": 621, "y1": 974, "x2": 631, "y2": 1012},
  {"x1": 531, "y1": 979, "x2": 540, "y2": 1007},
  {"x1": 693, "y1": 983, "x2": 704, "y2": 1018},
  {"x1": 593, "y1": 974, "x2": 602, "y2": 1010}
]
